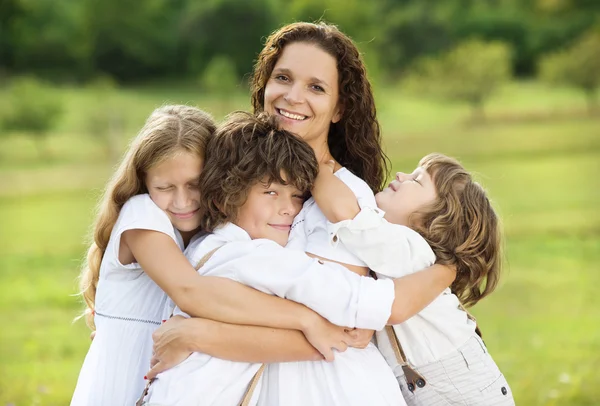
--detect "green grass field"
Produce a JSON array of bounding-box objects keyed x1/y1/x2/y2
[{"x1": 0, "y1": 82, "x2": 598, "y2": 405}]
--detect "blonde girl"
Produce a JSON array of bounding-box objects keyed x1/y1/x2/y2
[{"x1": 71, "y1": 105, "x2": 355, "y2": 406}]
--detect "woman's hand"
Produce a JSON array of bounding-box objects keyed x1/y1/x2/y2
[
  {"x1": 301, "y1": 314, "x2": 354, "y2": 362},
  {"x1": 346, "y1": 328, "x2": 375, "y2": 349},
  {"x1": 147, "y1": 316, "x2": 194, "y2": 379}
]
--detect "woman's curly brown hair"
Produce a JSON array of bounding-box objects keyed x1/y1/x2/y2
[
  {"x1": 250, "y1": 21, "x2": 390, "y2": 193},
  {"x1": 199, "y1": 111, "x2": 319, "y2": 232},
  {"x1": 412, "y1": 153, "x2": 502, "y2": 307}
]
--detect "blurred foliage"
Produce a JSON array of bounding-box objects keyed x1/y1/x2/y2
[
  {"x1": 540, "y1": 29, "x2": 600, "y2": 113},
  {"x1": 83, "y1": 76, "x2": 125, "y2": 161},
  {"x1": 0, "y1": 76, "x2": 63, "y2": 157},
  {"x1": 404, "y1": 39, "x2": 512, "y2": 121},
  {"x1": 1, "y1": 0, "x2": 598, "y2": 82},
  {"x1": 199, "y1": 55, "x2": 240, "y2": 93}
]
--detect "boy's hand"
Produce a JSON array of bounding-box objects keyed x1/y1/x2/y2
[
  {"x1": 347, "y1": 328, "x2": 375, "y2": 349},
  {"x1": 147, "y1": 316, "x2": 193, "y2": 379},
  {"x1": 302, "y1": 314, "x2": 352, "y2": 362}
]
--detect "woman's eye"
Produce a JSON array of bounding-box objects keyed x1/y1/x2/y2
[
  {"x1": 275, "y1": 75, "x2": 289, "y2": 82},
  {"x1": 265, "y1": 191, "x2": 277, "y2": 196},
  {"x1": 312, "y1": 85, "x2": 324, "y2": 92},
  {"x1": 157, "y1": 186, "x2": 172, "y2": 191}
]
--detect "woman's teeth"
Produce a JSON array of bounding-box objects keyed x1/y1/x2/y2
[{"x1": 278, "y1": 109, "x2": 307, "y2": 121}]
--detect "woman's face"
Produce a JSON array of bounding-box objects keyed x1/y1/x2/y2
[{"x1": 263, "y1": 42, "x2": 342, "y2": 149}]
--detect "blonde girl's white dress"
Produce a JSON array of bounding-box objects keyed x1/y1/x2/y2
[
  {"x1": 144, "y1": 222, "x2": 396, "y2": 406},
  {"x1": 330, "y1": 207, "x2": 515, "y2": 405},
  {"x1": 70, "y1": 194, "x2": 185, "y2": 406},
  {"x1": 257, "y1": 167, "x2": 406, "y2": 406}
]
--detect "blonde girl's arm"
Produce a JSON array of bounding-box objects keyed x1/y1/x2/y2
[{"x1": 122, "y1": 229, "x2": 352, "y2": 361}]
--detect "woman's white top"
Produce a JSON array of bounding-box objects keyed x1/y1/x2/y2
[
  {"x1": 259, "y1": 168, "x2": 405, "y2": 406},
  {"x1": 146, "y1": 222, "x2": 397, "y2": 406},
  {"x1": 287, "y1": 167, "x2": 377, "y2": 266},
  {"x1": 71, "y1": 194, "x2": 185, "y2": 406},
  {"x1": 329, "y1": 207, "x2": 478, "y2": 368}
]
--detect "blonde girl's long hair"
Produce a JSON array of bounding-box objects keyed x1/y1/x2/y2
[
  {"x1": 413, "y1": 153, "x2": 502, "y2": 307},
  {"x1": 79, "y1": 105, "x2": 215, "y2": 330}
]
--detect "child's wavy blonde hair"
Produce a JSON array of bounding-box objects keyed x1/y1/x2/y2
[
  {"x1": 78, "y1": 105, "x2": 215, "y2": 330},
  {"x1": 413, "y1": 153, "x2": 502, "y2": 307}
]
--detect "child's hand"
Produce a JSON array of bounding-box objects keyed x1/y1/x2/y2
[
  {"x1": 147, "y1": 316, "x2": 193, "y2": 379},
  {"x1": 319, "y1": 160, "x2": 336, "y2": 174},
  {"x1": 302, "y1": 315, "x2": 353, "y2": 362},
  {"x1": 346, "y1": 328, "x2": 375, "y2": 349}
]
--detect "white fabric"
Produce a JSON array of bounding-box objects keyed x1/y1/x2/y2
[
  {"x1": 396, "y1": 336, "x2": 514, "y2": 406},
  {"x1": 146, "y1": 223, "x2": 398, "y2": 406},
  {"x1": 329, "y1": 207, "x2": 478, "y2": 367},
  {"x1": 287, "y1": 167, "x2": 377, "y2": 266},
  {"x1": 71, "y1": 194, "x2": 185, "y2": 406}
]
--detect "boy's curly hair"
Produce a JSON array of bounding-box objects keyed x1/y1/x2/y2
[
  {"x1": 199, "y1": 111, "x2": 319, "y2": 232},
  {"x1": 413, "y1": 153, "x2": 502, "y2": 307}
]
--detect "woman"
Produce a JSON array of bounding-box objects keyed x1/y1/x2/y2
[{"x1": 147, "y1": 22, "x2": 455, "y2": 405}]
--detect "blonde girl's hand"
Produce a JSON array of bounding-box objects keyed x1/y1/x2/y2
[
  {"x1": 346, "y1": 328, "x2": 375, "y2": 349},
  {"x1": 302, "y1": 314, "x2": 353, "y2": 362},
  {"x1": 147, "y1": 316, "x2": 193, "y2": 380}
]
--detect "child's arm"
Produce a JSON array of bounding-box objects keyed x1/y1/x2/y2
[
  {"x1": 122, "y1": 229, "x2": 351, "y2": 361},
  {"x1": 312, "y1": 161, "x2": 361, "y2": 223},
  {"x1": 146, "y1": 316, "x2": 324, "y2": 379}
]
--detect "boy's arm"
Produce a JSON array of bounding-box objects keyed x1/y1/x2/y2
[
  {"x1": 330, "y1": 209, "x2": 434, "y2": 278},
  {"x1": 312, "y1": 161, "x2": 361, "y2": 223}
]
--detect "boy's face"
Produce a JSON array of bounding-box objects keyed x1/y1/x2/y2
[
  {"x1": 375, "y1": 166, "x2": 437, "y2": 226},
  {"x1": 234, "y1": 176, "x2": 305, "y2": 246}
]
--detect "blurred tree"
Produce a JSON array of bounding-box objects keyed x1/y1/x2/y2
[
  {"x1": 180, "y1": 0, "x2": 278, "y2": 79},
  {"x1": 405, "y1": 39, "x2": 512, "y2": 121},
  {"x1": 199, "y1": 56, "x2": 239, "y2": 93},
  {"x1": 0, "y1": 77, "x2": 63, "y2": 158},
  {"x1": 82, "y1": 0, "x2": 183, "y2": 81},
  {"x1": 84, "y1": 76, "x2": 124, "y2": 162},
  {"x1": 540, "y1": 29, "x2": 600, "y2": 114}
]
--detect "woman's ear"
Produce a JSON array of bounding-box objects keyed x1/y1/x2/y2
[{"x1": 332, "y1": 103, "x2": 344, "y2": 124}]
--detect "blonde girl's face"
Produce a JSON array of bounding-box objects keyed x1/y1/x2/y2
[
  {"x1": 375, "y1": 167, "x2": 438, "y2": 226},
  {"x1": 145, "y1": 151, "x2": 203, "y2": 239}
]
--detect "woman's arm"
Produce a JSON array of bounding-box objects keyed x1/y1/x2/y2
[
  {"x1": 146, "y1": 316, "x2": 324, "y2": 379},
  {"x1": 122, "y1": 229, "x2": 352, "y2": 360}
]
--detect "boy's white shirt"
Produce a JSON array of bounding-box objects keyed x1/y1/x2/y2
[
  {"x1": 327, "y1": 207, "x2": 477, "y2": 368},
  {"x1": 173, "y1": 222, "x2": 395, "y2": 330}
]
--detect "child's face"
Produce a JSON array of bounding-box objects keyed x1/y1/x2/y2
[
  {"x1": 234, "y1": 177, "x2": 305, "y2": 247},
  {"x1": 145, "y1": 151, "x2": 203, "y2": 236},
  {"x1": 375, "y1": 167, "x2": 437, "y2": 226}
]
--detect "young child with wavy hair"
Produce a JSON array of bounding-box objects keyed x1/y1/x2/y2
[
  {"x1": 72, "y1": 105, "x2": 216, "y2": 405},
  {"x1": 314, "y1": 153, "x2": 515, "y2": 405}
]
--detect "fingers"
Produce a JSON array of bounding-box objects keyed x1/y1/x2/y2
[
  {"x1": 146, "y1": 360, "x2": 166, "y2": 380},
  {"x1": 89, "y1": 331, "x2": 96, "y2": 341},
  {"x1": 150, "y1": 355, "x2": 159, "y2": 368}
]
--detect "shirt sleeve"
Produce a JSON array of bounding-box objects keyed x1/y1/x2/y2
[
  {"x1": 110, "y1": 194, "x2": 181, "y2": 268},
  {"x1": 327, "y1": 207, "x2": 436, "y2": 278},
  {"x1": 205, "y1": 241, "x2": 395, "y2": 330}
]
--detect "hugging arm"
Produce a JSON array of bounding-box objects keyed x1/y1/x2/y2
[
  {"x1": 123, "y1": 229, "x2": 353, "y2": 361},
  {"x1": 313, "y1": 165, "x2": 456, "y2": 324}
]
